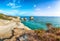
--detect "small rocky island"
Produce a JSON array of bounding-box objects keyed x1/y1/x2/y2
[{"x1": 0, "y1": 13, "x2": 60, "y2": 41}]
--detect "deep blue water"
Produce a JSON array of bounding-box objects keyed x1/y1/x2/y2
[{"x1": 20, "y1": 16, "x2": 60, "y2": 30}]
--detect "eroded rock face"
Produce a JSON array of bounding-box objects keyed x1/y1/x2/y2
[
  {"x1": 0, "y1": 17, "x2": 31, "y2": 39},
  {"x1": 0, "y1": 14, "x2": 31, "y2": 41},
  {"x1": 4, "y1": 28, "x2": 41, "y2": 41},
  {"x1": 3, "y1": 28, "x2": 60, "y2": 41},
  {"x1": 0, "y1": 20, "x2": 16, "y2": 39}
]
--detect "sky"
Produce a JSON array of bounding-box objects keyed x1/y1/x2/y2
[{"x1": 0, "y1": 0, "x2": 60, "y2": 16}]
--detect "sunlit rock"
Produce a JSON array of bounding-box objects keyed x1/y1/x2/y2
[
  {"x1": 24, "y1": 17, "x2": 27, "y2": 21},
  {"x1": 21, "y1": 18, "x2": 24, "y2": 21},
  {"x1": 0, "y1": 15, "x2": 31, "y2": 40},
  {"x1": 29, "y1": 16, "x2": 34, "y2": 20}
]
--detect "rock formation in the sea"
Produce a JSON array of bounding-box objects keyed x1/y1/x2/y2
[
  {"x1": 21, "y1": 18, "x2": 24, "y2": 21},
  {"x1": 21, "y1": 17, "x2": 27, "y2": 21},
  {"x1": 24, "y1": 17, "x2": 27, "y2": 21},
  {"x1": 29, "y1": 16, "x2": 34, "y2": 20}
]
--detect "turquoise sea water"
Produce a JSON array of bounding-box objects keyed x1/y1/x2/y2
[{"x1": 21, "y1": 16, "x2": 60, "y2": 30}]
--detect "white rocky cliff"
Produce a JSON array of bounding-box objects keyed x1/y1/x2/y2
[{"x1": 0, "y1": 17, "x2": 31, "y2": 39}]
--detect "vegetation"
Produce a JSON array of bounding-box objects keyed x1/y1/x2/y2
[
  {"x1": 34, "y1": 28, "x2": 60, "y2": 41},
  {"x1": 0, "y1": 13, "x2": 18, "y2": 20}
]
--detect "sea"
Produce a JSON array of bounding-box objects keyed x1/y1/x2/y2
[{"x1": 20, "y1": 16, "x2": 60, "y2": 30}]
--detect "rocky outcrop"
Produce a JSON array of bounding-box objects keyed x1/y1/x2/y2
[
  {"x1": 0, "y1": 16, "x2": 31, "y2": 39},
  {"x1": 4, "y1": 28, "x2": 41, "y2": 41},
  {"x1": 29, "y1": 16, "x2": 34, "y2": 20},
  {"x1": 4, "y1": 28, "x2": 60, "y2": 41}
]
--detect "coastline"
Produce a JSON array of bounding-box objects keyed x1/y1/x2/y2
[
  {"x1": 0, "y1": 14, "x2": 60, "y2": 41},
  {"x1": 0, "y1": 15, "x2": 31, "y2": 39}
]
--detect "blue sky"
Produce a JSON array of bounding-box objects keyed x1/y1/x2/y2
[{"x1": 0, "y1": 0, "x2": 60, "y2": 16}]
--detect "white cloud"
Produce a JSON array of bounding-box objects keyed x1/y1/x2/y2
[
  {"x1": 31, "y1": 8, "x2": 41, "y2": 16},
  {"x1": 7, "y1": 0, "x2": 22, "y2": 8},
  {"x1": 35, "y1": 8, "x2": 40, "y2": 11},
  {"x1": 7, "y1": 3, "x2": 15, "y2": 6},
  {"x1": 34, "y1": 5, "x2": 37, "y2": 7},
  {"x1": 0, "y1": 8, "x2": 60, "y2": 16},
  {"x1": 31, "y1": 6, "x2": 60, "y2": 16},
  {"x1": 0, "y1": 10, "x2": 3, "y2": 12},
  {"x1": 32, "y1": 1, "x2": 60, "y2": 16},
  {"x1": 0, "y1": 10, "x2": 28, "y2": 16},
  {"x1": 0, "y1": 10, "x2": 7, "y2": 14},
  {"x1": 7, "y1": 2, "x2": 21, "y2": 8},
  {"x1": 5, "y1": 10, "x2": 25, "y2": 16},
  {"x1": 48, "y1": 6, "x2": 51, "y2": 8}
]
